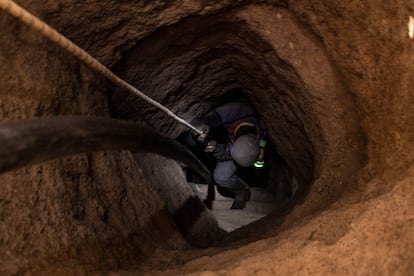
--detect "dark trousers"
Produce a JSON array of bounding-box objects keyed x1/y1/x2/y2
[{"x1": 213, "y1": 160, "x2": 247, "y2": 193}]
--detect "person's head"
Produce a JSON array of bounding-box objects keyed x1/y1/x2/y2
[{"x1": 231, "y1": 134, "x2": 259, "y2": 167}]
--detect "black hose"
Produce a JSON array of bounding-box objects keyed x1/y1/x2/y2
[{"x1": 0, "y1": 116, "x2": 212, "y2": 184}]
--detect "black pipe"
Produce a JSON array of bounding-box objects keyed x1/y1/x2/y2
[{"x1": 0, "y1": 116, "x2": 211, "y2": 184}]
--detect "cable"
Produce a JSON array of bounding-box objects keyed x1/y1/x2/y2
[{"x1": 0, "y1": 0, "x2": 203, "y2": 135}]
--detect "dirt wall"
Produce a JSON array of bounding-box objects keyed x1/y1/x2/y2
[{"x1": 0, "y1": 0, "x2": 413, "y2": 274}]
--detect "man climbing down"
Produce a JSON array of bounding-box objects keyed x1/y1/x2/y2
[{"x1": 193, "y1": 100, "x2": 264, "y2": 210}]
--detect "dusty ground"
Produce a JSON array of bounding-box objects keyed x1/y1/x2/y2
[{"x1": 0, "y1": 0, "x2": 413, "y2": 275}]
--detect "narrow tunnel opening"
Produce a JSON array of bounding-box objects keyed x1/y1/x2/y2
[{"x1": 109, "y1": 11, "x2": 318, "y2": 239}]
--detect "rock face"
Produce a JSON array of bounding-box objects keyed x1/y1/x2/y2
[{"x1": 0, "y1": 0, "x2": 413, "y2": 274}]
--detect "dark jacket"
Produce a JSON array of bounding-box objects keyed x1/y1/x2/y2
[
  {"x1": 198, "y1": 101, "x2": 261, "y2": 161},
  {"x1": 202, "y1": 101, "x2": 261, "y2": 140}
]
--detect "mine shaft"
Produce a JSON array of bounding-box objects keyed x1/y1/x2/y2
[{"x1": 0, "y1": 0, "x2": 413, "y2": 274}]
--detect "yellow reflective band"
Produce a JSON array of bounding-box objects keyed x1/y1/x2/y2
[{"x1": 234, "y1": 122, "x2": 258, "y2": 137}]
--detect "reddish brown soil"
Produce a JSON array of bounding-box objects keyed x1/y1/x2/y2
[{"x1": 0, "y1": 0, "x2": 413, "y2": 275}]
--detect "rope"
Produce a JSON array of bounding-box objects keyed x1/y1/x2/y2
[{"x1": 0, "y1": 0, "x2": 203, "y2": 135}]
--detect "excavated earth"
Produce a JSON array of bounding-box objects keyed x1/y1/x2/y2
[{"x1": 0, "y1": 0, "x2": 413, "y2": 275}]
